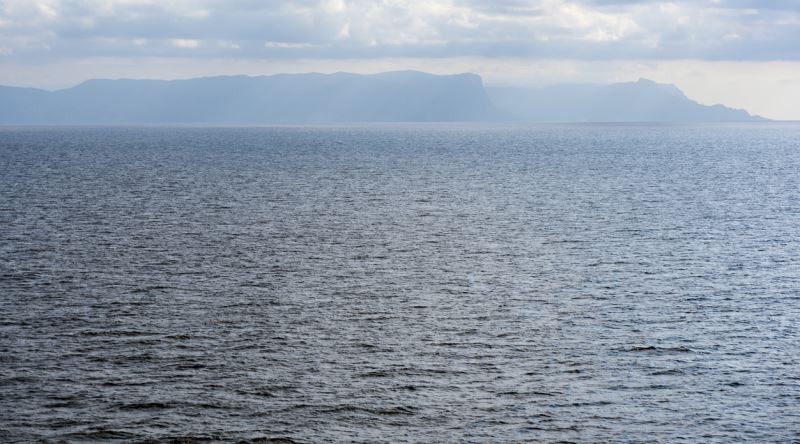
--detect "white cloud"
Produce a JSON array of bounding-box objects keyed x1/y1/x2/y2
[
  {"x1": 172, "y1": 38, "x2": 198, "y2": 48},
  {"x1": 264, "y1": 41, "x2": 313, "y2": 49},
  {"x1": 337, "y1": 22, "x2": 350, "y2": 40},
  {"x1": 217, "y1": 40, "x2": 239, "y2": 49},
  {"x1": 322, "y1": 0, "x2": 346, "y2": 14}
]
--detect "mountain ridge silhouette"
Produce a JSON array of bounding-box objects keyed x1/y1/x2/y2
[{"x1": 0, "y1": 71, "x2": 764, "y2": 124}]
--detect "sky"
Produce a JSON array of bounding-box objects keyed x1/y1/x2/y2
[{"x1": 1, "y1": 0, "x2": 799, "y2": 119}]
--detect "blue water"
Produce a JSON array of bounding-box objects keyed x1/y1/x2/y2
[{"x1": 1, "y1": 124, "x2": 799, "y2": 442}]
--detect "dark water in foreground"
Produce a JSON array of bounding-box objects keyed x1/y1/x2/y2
[{"x1": 1, "y1": 124, "x2": 799, "y2": 443}]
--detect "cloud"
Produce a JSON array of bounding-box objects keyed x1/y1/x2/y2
[
  {"x1": 172, "y1": 38, "x2": 199, "y2": 49},
  {"x1": 0, "y1": 0, "x2": 798, "y2": 61},
  {"x1": 0, "y1": 0, "x2": 800, "y2": 60}
]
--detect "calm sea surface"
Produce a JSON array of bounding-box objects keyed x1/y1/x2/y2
[{"x1": 1, "y1": 124, "x2": 799, "y2": 443}]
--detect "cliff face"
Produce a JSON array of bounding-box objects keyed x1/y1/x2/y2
[
  {"x1": 487, "y1": 78, "x2": 763, "y2": 122},
  {"x1": 0, "y1": 71, "x2": 492, "y2": 124}
]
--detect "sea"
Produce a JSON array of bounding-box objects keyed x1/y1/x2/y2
[{"x1": 1, "y1": 124, "x2": 799, "y2": 443}]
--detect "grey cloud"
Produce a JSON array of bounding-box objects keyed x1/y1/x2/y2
[
  {"x1": 580, "y1": 0, "x2": 799, "y2": 8},
  {"x1": 0, "y1": 0, "x2": 798, "y2": 61}
]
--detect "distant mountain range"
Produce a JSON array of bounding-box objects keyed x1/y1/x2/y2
[
  {"x1": 0, "y1": 71, "x2": 763, "y2": 124},
  {"x1": 487, "y1": 78, "x2": 762, "y2": 122}
]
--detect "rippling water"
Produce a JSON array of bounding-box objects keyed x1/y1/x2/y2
[{"x1": 1, "y1": 124, "x2": 799, "y2": 442}]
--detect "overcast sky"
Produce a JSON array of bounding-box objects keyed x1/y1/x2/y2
[{"x1": 2, "y1": 0, "x2": 799, "y2": 119}]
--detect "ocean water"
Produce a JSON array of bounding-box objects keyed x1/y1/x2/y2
[{"x1": 1, "y1": 124, "x2": 799, "y2": 443}]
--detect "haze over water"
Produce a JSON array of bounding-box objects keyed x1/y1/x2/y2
[{"x1": 1, "y1": 124, "x2": 799, "y2": 442}]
